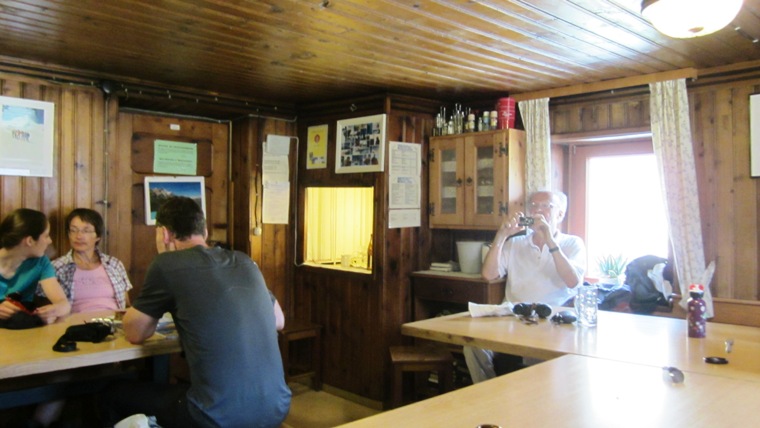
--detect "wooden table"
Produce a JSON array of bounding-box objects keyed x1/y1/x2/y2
[
  {"x1": 338, "y1": 354, "x2": 760, "y2": 427},
  {"x1": 402, "y1": 310, "x2": 760, "y2": 382},
  {"x1": 0, "y1": 311, "x2": 180, "y2": 380},
  {"x1": 0, "y1": 311, "x2": 181, "y2": 409}
]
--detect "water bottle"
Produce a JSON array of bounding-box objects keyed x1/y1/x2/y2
[{"x1": 687, "y1": 283, "x2": 707, "y2": 338}]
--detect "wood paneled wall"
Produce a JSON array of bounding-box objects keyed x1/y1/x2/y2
[
  {"x1": 690, "y1": 78, "x2": 760, "y2": 301},
  {"x1": 230, "y1": 116, "x2": 297, "y2": 310},
  {"x1": 114, "y1": 113, "x2": 230, "y2": 294},
  {"x1": 0, "y1": 73, "x2": 106, "y2": 258},
  {"x1": 549, "y1": 76, "x2": 760, "y2": 303},
  {"x1": 292, "y1": 94, "x2": 438, "y2": 403}
]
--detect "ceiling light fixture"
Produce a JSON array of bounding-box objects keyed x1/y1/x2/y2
[{"x1": 641, "y1": 0, "x2": 744, "y2": 38}]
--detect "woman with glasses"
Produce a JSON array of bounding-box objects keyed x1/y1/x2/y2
[
  {"x1": 0, "y1": 208, "x2": 71, "y2": 324},
  {"x1": 30, "y1": 209, "x2": 133, "y2": 427},
  {"x1": 51, "y1": 208, "x2": 132, "y2": 312}
]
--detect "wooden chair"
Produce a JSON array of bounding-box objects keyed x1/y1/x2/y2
[
  {"x1": 278, "y1": 319, "x2": 322, "y2": 390},
  {"x1": 389, "y1": 345, "x2": 454, "y2": 408}
]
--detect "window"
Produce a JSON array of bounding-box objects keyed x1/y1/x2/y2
[
  {"x1": 568, "y1": 141, "x2": 669, "y2": 278},
  {"x1": 304, "y1": 187, "x2": 374, "y2": 272}
]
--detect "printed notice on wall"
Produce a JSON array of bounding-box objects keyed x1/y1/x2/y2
[
  {"x1": 262, "y1": 137, "x2": 291, "y2": 224},
  {"x1": 0, "y1": 96, "x2": 55, "y2": 177},
  {"x1": 389, "y1": 209, "x2": 421, "y2": 229},
  {"x1": 154, "y1": 139, "x2": 197, "y2": 175},
  {"x1": 263, "y1": 181, "x2": 290, "y2": 224},
  {"x1": 306, "y1": 124, "x2": 328, "y2": 169},
  {"x1": 388, "y1": 141, "x2": 421, "y2": 228}
]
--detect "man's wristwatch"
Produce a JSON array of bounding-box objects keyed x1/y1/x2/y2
[{"x1": 548, "y1": 246, "x2": 560, "y2": 253}]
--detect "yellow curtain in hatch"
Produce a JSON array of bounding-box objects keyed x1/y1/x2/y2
[{"x1": 305, "y1": 188, "x2": 374, "y2": 264}]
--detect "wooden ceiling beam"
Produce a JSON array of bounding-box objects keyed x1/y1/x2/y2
[{"x1": 511, "y1": 68, "x2": 699, "y2": 101}]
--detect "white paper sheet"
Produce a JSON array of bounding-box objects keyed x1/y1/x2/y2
[{"x1": 263, "y1": 181, "x2": 290, "y2": 224}]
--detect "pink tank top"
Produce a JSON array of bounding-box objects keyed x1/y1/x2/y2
[{"x1": 71, "y1": 264, "x2": 118, "y2": 313}]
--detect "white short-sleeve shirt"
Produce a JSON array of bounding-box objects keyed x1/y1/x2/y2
[{"x1": 497, "y1": 230, "x2": 587, "y2": 307}]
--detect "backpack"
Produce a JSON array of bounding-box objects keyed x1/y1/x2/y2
[{"x1": 624, "y1": 255, "x2": 671, "y2": 314}]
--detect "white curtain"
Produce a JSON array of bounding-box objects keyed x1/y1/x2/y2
[
  {"x1": 518, "y1": 98, "x2": 552, "y2": 194},
  {"x1": 649, "y1": 79, "x2": 715, "y2": 317}
]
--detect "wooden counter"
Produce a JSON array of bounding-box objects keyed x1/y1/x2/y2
[{"x1": 410, "y1": 271, "x2": 505, "y2": 320}]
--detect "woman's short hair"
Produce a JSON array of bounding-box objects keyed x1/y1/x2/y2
[
  {"x1": 66, "y1": 208, "x2": 104, "y2": 239},
  {"x1": 0, "y1": 208, "x2": 48, "y2": 249}
]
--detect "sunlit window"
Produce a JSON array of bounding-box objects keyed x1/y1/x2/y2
[
  {"x1": 586, "y1": 154, "x2": 669, "y2": 276},
  {"x1": 304, "y1": 187, "x2": 374, "y2": 272},
  {"x1": 568, "y1": 140, "x2": 669, "y2": 278}
]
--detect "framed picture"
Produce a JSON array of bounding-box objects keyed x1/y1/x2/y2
[
  {"x1": 144, "y1": 176, "x2": 207, "y2": 225},
  {"x1": 335, "y1": 114, "x2": 386, "y2": 173},
  {"x1": 0, "y1": 95, "x2": 55, "y2": 177}
]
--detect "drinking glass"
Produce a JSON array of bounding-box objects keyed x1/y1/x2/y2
[{"x1": 575, "y1": 284, "x2": 598, "y2": 327}]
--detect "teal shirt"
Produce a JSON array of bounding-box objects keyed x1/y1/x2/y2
[{"x1": 0, "y1": 256, "x2": 56, "y2": 302}]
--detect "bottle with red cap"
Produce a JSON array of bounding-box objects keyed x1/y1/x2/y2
[{"x1": 687, "y1": 283, "x2": 707, "y2": 338}]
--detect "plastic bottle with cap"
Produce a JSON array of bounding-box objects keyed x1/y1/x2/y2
[{"x1": 687, "y1": 283, "x2": 707, "y2": 338}]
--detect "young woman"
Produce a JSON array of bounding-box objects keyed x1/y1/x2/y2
[
  {"x1": 52, "y1": 208, "x2": 132, "y2": 312},
  {"x1": 0, "y1": 208, "x2": 70, "y2": 324}
]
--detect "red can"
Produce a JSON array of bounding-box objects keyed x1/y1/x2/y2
[{"x1": 496, "y1": 97, "x2": 515, "y2": 129}]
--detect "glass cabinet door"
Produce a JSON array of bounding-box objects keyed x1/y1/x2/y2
[
  {"x1": 429, "y1": 138, "x2": 464, "y2": 226},
  {"x1": 440, "y1": 147, "x2": 460, "y2": 215},
  {"x1": 464, "y1": 132, "x2": 508, "y2": 228},
  {"x1": 474, "y1": 144, "x2": 495, "y2": 216}
]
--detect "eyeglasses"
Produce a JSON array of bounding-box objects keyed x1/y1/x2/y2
[
  {"x1": 68, "y1": 228, "x2": 96, "y2": 236},
  {"x1": 529, "y1": 202, "x2": 555, "y2": 211}
]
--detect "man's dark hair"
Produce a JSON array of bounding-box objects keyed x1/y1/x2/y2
[
  {"x1": 155, "y1": 197, "x2": 206, "y2": 240},
  {"x1": 66, "y1": 208, "x2": 104, "y2": 240}
]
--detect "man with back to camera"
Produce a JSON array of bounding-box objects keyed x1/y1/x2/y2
[
  {"x1": 100, "y1": 197, "x2": 291, "y2": 428},
  {"x1": 464, "y1": 190, "x2": 586, "y2": 383}
]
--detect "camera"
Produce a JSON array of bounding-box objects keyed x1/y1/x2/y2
[{"x1": 518, "y1": 216, "x2": 534, "y2": 227}]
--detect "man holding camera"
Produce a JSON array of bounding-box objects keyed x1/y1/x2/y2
[{"x1": 465, "y1": 190, "x2": 586, "y2": 383}]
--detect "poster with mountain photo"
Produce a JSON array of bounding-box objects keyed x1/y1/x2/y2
[
  {"x1": 0, "y1": 96, "x2": 54, "y2": 177},
  {"x1": 144, "y1": 176, "x2": 206, "y2": 225}
]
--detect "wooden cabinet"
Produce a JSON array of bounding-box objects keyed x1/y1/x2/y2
[
  {"x1": 428, "y1": 129, "x2": 525, "y2": 229},
  {"x1": 411, "y1": 271, "x2": 506, "y2": 320}
]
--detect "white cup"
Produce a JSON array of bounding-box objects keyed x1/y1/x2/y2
[{"x1": 341, "y1": 254, "x2": 351, "y2": 268}]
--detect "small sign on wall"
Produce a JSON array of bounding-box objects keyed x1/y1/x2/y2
[
  {"x1": 751, "y1": 94, "x2": 760, "y2": 177},
  {"x1": 307, "y1": 124, "x2": 327, "y2": 169},
  {"x1": 154, "y1": 139, "x2": 197, "y2": 175}
]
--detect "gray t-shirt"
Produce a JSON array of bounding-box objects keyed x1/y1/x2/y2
[{"x1": 134, "y1": 246, "x2": 291, "y2": 428}]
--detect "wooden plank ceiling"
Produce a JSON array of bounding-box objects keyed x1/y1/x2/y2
[{"x1": 1, "y1": 0, "x2": 759, "y2": 116}]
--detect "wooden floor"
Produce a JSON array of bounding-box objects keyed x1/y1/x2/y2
[{"x1": 282, "y1": 382, "x2": 380, "y2": 428}]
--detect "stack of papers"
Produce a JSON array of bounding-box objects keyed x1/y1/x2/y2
[{"x1": 430, "y1": 261, "x2": 460, "y2": 272}]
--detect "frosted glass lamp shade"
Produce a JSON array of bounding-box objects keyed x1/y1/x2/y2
[{"x1": 641, "y1": 0, "x2": 743, "y2": 38}]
